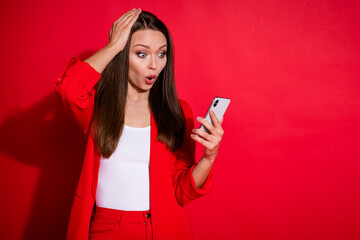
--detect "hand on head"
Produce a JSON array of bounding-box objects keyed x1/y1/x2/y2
[{"x1": 108, "y1": 8, "x2": 142, "y2": 53}]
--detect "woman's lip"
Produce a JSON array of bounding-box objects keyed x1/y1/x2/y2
[
  {"x1": 146, "y1": 75, "x2": 156, "y2": 78},
  {"x1": 145, "y1": 77, "x2": 156, "y2": 85}
]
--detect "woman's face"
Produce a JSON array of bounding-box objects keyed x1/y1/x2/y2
[{"x1": 128, "y1": 29, "x2": 167, "y2": 92}]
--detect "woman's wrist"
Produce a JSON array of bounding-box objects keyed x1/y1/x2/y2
[
  {"x1": 203, "y1": 155, "x2": 216, "y2": 164},
  {"x1": 84, "y1": 45, "x2": 119, "y2": 74},
  {"x1": 104, "y1": 43, "x2": 123, "y2": 54}
]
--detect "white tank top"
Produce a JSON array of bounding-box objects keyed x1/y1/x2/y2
[{"x1": 95, "y1": 125, "x2": 151, "y2": 211}]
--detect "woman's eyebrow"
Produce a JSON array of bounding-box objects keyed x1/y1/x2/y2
[{"x1": 134, "y1": 44, "x2": 167, "y2": 49}]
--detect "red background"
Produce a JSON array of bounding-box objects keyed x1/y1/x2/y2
[{"x1": 1, "y1": 0, "x2": 360, "y2": 239}]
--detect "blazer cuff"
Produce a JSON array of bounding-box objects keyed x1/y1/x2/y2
[
  {"x1": 55, "y1": 56, "x2": 101, "y2": 93},
  {"x1": 183, "y1": 163, "x2": 214, "y2": 199}
]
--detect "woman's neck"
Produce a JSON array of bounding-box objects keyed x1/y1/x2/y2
[{"x1": 127, "y1": 82, "x2": 150, "y2": 103}]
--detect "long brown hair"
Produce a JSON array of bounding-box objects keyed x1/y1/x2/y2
[{"x1": 93, "y1": 11, "x2": 185, "y2": 158}]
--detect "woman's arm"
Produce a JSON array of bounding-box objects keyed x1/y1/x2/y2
[
  {"x1": 191, "y1": 110, "x2": 224, "y2": 188},
  {"x1": 191, "y1": 156, "x2": 214, "y2": 188},
  {"x1": 172, "y1": 100, "x2": 215, "y2": 206},
  {"x1": 54, "y1": 9, "x2": 141, "y2": 134},
  {"x1": 55, "y1": 57, "x2": 101, "y2": 134},
  {"x1": 83, "y1": 45, "x2": 120, "y2": 74}
]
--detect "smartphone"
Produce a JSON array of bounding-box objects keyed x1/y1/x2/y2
[{"x1": 199, "y1": 97, "x2": 231, "y2": 134}]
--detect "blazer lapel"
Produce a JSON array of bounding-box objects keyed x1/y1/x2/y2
[{"x1": 150, "y1": 110, "x2": 159, "y2": 183}]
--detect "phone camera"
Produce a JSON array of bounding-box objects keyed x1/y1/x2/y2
[{"x1": 213, "y1": 99, "x2": 219, "y2": 107}]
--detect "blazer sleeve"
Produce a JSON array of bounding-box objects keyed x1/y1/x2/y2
[
  {"x1": 172, "y1": 100, "x2": 214, "y2": 206},
  {"x1": 54, "y1": 56, "x2": 101, "y2": 135}
]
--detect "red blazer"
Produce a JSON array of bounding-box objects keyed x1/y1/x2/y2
[{"x1": 54, "y1": 57, "x2": 214, "y2": 240}]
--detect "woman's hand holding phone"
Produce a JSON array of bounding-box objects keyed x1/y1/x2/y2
[
  {"x1": 191, "y1": 110, "x2": 224, "y2": 163},
  {"x1": 191, "y1": 97, "x2": 230, "y2": 163}
]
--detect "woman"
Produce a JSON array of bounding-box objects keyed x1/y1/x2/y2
[{"x1": 55, "y1": 8, "x2": 224, "y2": 240}]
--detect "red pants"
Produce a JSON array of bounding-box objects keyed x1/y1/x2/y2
[{"x1": 89, "y1": 206, "x2": 153, "y2": 240}]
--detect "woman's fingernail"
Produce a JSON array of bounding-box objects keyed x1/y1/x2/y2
[
  {"x1": 192, "y1": 129, "x2": 196, "y2": 133},
  {"x1": 197, "y1": 117, "x2": 202, "y2": 121}
]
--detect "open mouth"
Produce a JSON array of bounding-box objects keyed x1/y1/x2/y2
[
  {"x1": 146, "y1": 75, "x2": 156, "y2": 80},
  {"x1": 145, "y1": 75, "x2": 156, "y2": 84}
]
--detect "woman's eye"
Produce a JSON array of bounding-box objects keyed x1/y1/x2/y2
[
  {"x1": 158, "y1": 52, "x2": 166, "y2": 58},
  {"x1": 137, "y1": 52, "x2": 146, "y2": 58}
]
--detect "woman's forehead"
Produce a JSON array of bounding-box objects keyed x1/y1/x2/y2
[{"x1": 130, "y1": 29, "x2": 167, "y2": 49}]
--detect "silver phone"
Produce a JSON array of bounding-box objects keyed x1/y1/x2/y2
[{"x1": 199, "y1": 97, "x2": 231, "y2": 134}]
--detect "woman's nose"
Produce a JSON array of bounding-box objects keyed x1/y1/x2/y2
[{"x1": 148, "y1": 55, "x2": 157, "y2": 70}]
